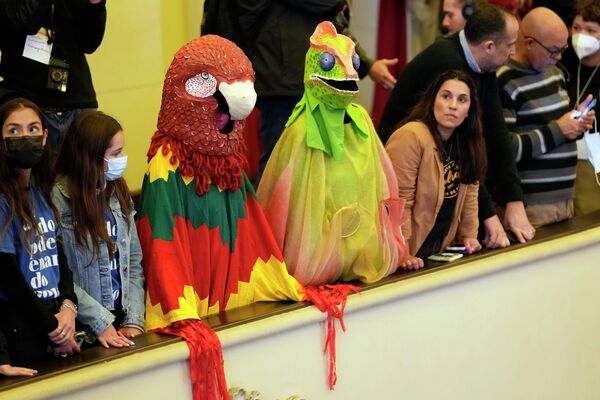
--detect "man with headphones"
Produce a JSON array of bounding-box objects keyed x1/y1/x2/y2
[{"x1": 441, "y1": 0, "x2": 473, "y2": 34}]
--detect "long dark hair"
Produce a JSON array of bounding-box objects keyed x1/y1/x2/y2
[
  {"x1": 402, "y1": 70, "x2": 487, "y2": 184},
  {"x1": 0, "y1": 98, "x2": 57, "y2": 243},
  {"x1": 55, "y1": 111, "x2": 132, "y2": 257}
]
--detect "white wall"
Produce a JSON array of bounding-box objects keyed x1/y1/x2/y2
[{"x1": 7, "y1": 225, "x2": 600, "y2": 400}]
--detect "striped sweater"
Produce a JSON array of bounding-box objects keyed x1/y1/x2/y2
[{"x1": 497, "y1": 59, "x2": 576, "y2": 205}]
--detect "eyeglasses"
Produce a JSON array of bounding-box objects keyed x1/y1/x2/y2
[{"x1": 525, "y1": 35, "x2": 569, "y2": 58}]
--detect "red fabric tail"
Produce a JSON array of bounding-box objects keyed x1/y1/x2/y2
[
  {"x1": 302, "y1": 284, "x2": 361, "y2": 390},
  {"x1": 155, "y1": 319, "x2": 229, "y2": 400}
]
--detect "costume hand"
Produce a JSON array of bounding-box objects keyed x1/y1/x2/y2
[
  {"x1": 98, "y1": 325, "x2": 135, "y2": 349},
  {"x1": 53, "y1": 336, "x2": 81, "y2": 358},
  {"x1": 368, "y1": 58, "x2": 398, "y2": 90},
  {"x1": 0, "y1": 364, "x2": 38, "y2": 377},
  {"x1": 482, "y1": 215, "x2": 510, "y2": 249},
  {"x1": 503, "y1": 201, "x2": 535, "y2": 243},
  {"x1": 399, "y1": 255, "x2": 424, "y2": 270},
  {"x1": 48, "y1": 307, "x2": 76, "y2": 345},
  {"x1": 117, "y1": 326, "x2": 144, "y2": 339},
  {"x1": 462, "y1": 238, "x2": 482, "y2": 254}
]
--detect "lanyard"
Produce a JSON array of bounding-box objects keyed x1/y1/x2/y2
[{"x1": 576, "y1": 61, "x2": 600, "y2": 105}]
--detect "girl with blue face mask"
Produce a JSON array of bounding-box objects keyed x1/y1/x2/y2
[
  {"x1": 52, "y1": 111, "x2": 145, "y2": 349},
  {"x1": 0, "y1": 98, "x2": 80, "y2": 376}
]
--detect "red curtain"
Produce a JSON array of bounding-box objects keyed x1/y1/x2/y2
[
  {"x1": 371, "y1": 0, "x2": 407, "y2": 127},
  {"x1": 242, "y1": 108, "x2": 261, "y2": 180}
]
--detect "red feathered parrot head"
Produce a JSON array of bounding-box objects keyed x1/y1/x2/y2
[{"x1": 157, "y1": 35, "x2": 256, "y2": 156}]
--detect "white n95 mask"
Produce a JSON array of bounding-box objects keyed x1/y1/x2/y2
[{"x1": 572, "y1": 33, "x2": 600, "y2": 59}]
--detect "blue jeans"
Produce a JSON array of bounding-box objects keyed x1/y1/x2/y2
[
  {"x1": 42, "y1": 108, "x2": 92, "y2": 154},
  {"x1": 256, "y1": 96, "x2": 301, "y2": 183}
]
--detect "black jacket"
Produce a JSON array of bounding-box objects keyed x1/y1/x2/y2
[
  {"x1": 0, "y1": 243, "x2": 77, "y2": 335},
  {"x1": 0, "y1": 0, "x2": 106, "y2": 107},
  {"x1": 0, "y1": 242, "x2": 77, "y2": 365},
  {"x1": 202, "y1": 0, "x2": 373, "y2": 98}
]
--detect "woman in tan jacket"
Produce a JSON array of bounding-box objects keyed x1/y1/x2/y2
[{"x1": 385, "y1": 70, "x2": 487, "y2": 269}]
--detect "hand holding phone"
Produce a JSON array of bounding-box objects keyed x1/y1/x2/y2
[{"x1": 446, "y1": 238, "x2": 482, "y2": 254}]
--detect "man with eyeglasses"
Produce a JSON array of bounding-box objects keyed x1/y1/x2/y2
[{"x1": 497, "y1": 7, "x2": 595, "y2": 228}]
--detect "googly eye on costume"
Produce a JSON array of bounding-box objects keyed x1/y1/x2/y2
[
  {"x1": 319, "y1": 52, "x2": 335, "y2": 72},
  {"x1": 352, "y1": 53, "x2": 360, "y2": 71},
  {"x1": 185, "y1": 72, "x2": 217, "y2": 98}
]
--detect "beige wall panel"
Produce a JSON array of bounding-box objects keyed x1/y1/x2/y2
[
  {"x1": 4, "y1": 227, "x2": 600, "y2": 399},
  {"x1": 95, "y1": 85, "x2": 161, "y2": 190},
  {"x1": 87, "y1": 0, "x2": 204, "y2": 192}
]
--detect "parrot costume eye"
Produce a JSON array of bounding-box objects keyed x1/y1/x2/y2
[
  {"x1": 319, "y1": 52, "x2": 335, "y2": 71},
  {"x1": 185, "y1": 72, "x2": 217, "y2": 98},
  {"x1": 352, "y1": 53, "x2": 360, "y2": 71}
]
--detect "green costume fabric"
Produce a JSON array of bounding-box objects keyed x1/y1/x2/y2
[{"x1": 258, "y1": 21, "x2": 409, "y2": 285}]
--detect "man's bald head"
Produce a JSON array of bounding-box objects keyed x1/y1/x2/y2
[
  {"x1": 521, "y1": 7, "x2": 568, "y2": 41},
  {"x1": 516, "y1": 7, "x2": 569, "y2": 72}
]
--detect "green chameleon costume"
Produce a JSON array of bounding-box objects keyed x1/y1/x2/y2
[{"x1": 257, "y1": 21, "x2": 408, "y2": 286}]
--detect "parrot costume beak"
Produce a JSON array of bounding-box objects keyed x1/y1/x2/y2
[{"x1": 215, "y1": 80, "x2": 257, "y2": 133}]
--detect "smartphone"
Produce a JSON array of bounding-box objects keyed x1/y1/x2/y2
[
  {"x1": 446, "y1": 245, "x2": 466, "y2": 253},
  {"x1": 582, "y1": 98, "x2": 597, "y2": 116},
  {"x1": 575, "y1": 98, "x2": 597, "y2": 119},
  {"x1": 427, "y1": 252, "x2": 464, "y2": 262}
]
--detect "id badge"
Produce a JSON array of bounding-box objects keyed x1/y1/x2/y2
[{"x1": 23, "y1": 29, "x2": 53, "y2": 65}]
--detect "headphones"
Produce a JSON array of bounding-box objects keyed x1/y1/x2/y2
[{"x1": 462, "y1": 0, "x2": 474, "y2": 19}]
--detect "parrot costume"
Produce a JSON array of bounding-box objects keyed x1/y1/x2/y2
[
  {"x1": 257, "y1": 21, "x2": 408, "y2": 286},
  {"x1": 136, "y1": 35, "x2": 304, "y2": 399}
]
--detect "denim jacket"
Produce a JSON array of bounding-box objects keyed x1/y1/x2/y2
[{"x1": 52, "y1": 178, "x2": 145, "y2": 339}]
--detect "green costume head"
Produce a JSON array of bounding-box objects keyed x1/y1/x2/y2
[{"x1": 304, "y1": 21, "x2": 360, "y2": 109}]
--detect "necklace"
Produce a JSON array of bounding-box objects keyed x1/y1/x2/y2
[{"x1": 443, "y1": 137, "x2": 455, "y2": 162}]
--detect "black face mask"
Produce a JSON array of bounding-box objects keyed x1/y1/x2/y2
[{"x1": 3, "y1": 135, "x2": 45, "y2": 169}]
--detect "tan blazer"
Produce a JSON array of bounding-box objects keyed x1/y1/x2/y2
[{"x1": 385, "y1": 121, "x2": 479, "y2": 255}]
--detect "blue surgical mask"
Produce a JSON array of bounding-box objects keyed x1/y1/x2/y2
[{"x1": 104, "y1": 155, "x2": 128, "y2": 181}]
